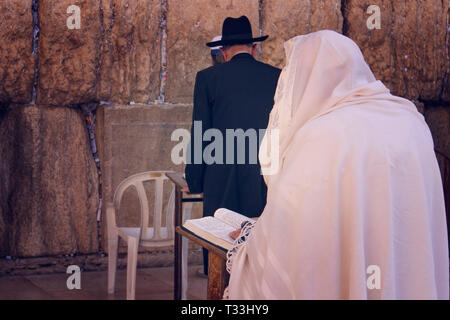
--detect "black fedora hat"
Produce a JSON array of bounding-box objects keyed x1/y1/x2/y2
[{"x1": 206, "y1": 16, "x2": 268, "y2": 47}]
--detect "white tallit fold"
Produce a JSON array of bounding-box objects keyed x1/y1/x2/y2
[{"x1": 227, "y1": 30, "x2": 449, "y2": 300}]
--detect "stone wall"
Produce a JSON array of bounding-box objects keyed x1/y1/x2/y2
[
  {"x1": 1, "y1": 1, "x2": 448, "y2": 106},
  {"x1": 0, "y1": 105, "x2": 99, "y2": 257},
  {"x1": 0, "y1": 1, "x2": 35, "y2": 104},
  {"x1": 261, "y1": 0, "x2": 344, "y2": 68},
  {"x1": 0, "y1": 0, "x2": 448, "y2": 272},
  {"x1": 98, "y1": 0, "x2": 163, "y2": 104},
  {"x1": 343, "y1": 0, "x2": 448, "y2": 101},
  {"x1": 165, "y1": 0, "x2": 260, "y2": 102},
  {"x1": 96, "y1": 103, "x2": 202, "y2": 253}
]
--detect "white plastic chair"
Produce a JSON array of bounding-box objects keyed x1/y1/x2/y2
[{"x1": 106, "y1": 171, "x2": 192, "y2": 300}]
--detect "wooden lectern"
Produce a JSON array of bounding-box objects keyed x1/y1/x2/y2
[{"x1": 167, "y1": 172, "x2": 229, "y2": 300}]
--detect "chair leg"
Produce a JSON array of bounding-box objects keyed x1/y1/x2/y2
[
  {"x1": 126, "y1": 237, "x2": 139, "y2": 300},
  {"x1": 181, "y1": 237, "x2": 189, "y2": 300},
  {"x1": 107, "y1": 231, "x2": 119, "y2": 294}
]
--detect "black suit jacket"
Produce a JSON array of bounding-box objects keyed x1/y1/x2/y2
[{"x1": 185, "y1": 53, "x2": 281, "y2": 218}]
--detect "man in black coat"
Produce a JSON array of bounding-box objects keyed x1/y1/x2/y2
[{"x1": 184, "y1": 16, "x2": 281, "y2": 275}]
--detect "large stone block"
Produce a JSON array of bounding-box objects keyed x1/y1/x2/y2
[
  {"x1": 96, "y1": 103, "x2": 202, "y2": 251},
  {"x1": 343, "y1": 0, "x2": 448, "y2": 101},
  {"x1": 443, "y1": 7, "x2": 450, "y2": 102},
  {"x1": 261, "y1": 0, "x2": 343, "y2": 68},
  {"x1": 37, "y1": 0, "x2": 102, "y2": 105},
  {"x1": 38, "y1": 0, "x2": 162, "y2": 106},
  {"x1": 424, "y1": 106, "x2": 450, "y2": 248},
  {"x1": 0, "y1": 106, "x2": 13, "y2": 256},
  {"x1": 444, "y1": 67, "x2": 450, "y2": 102},
  {"x1": 0, "y1": 0, "x2": 35, "y2": 104},
  {"x1": 0, "y1": 250, "x2": 203, "y2": 276},
  {"x1": 424, "y1": 106, "x2": 450, "y2": 160},
  {"x1": 165, "y1": 0, "x2": 260, "y2": 103},
  {"x1": 98, "y1": 0, "x2": 162, "y2": 104},
  {"x1": 0, "y1": 105, "x2": 99, "y2": 257}
]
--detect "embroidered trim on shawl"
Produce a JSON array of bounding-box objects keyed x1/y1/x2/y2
[{"x1": 223, "y1": 222, "x2": 256, "y2": 299}]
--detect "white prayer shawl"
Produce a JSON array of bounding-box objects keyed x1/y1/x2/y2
[{"x1": 226, "y1": 30, "x2": 449, "y2": 300}]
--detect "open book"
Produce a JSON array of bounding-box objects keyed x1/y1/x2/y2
[{"x1": 182, "y1": 208, "x2": 255, "y2": 251}]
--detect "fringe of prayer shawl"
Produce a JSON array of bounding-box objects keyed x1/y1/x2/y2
[{"x1": 223, "y1": 222, "x2": 255, "y2": 299}]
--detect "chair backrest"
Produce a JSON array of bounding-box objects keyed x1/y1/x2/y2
[{"x1": 112, "y1": 171, "x2": 175, "y2": 243}]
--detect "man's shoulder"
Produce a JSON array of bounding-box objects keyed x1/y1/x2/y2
[
  {"x1": 255, "y1": 59, "x2": 281, "y2": 72},
  {"x1": 196, "y1": 58, "x2": 281, "y2": 80},
  {"x1": 198, "y1": 63, "x2": 223, "y2": 75},
  {"x1": 254, "y1": 59, "x2": 282, "y2": 75},
  {"x1": 196, "y1": 64, "x2": 221, "y2": 81},
  {"x1": 233, "y1": 56, "x2": 281, "y2": 74}
]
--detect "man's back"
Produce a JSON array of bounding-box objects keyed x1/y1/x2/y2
[
  {"x1": 186, "y1": 53, "x2": 281, "y2": 218},
  {"x1": 201, "y1": 53, "x2": 281, "y2": 131}
]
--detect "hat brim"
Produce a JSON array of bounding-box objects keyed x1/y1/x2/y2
[{"x1": 206, "y1": 35, "x2": 269, "y2": 47}]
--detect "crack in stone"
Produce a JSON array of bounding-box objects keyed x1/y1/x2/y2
[
  {"x1": 96, "y1": 0, "x2": 106, "y2": 100},
  {"x1": 441, "y1": 2, "x2": 449, "y2": 101},
  {"x1": 258, "y1": 0, "x2": 264, "y2": 55},
  {"x1": 68, "y1": 102, "x2": 104, "y2": 252},
  {"x1": 158, "y1": 0, "x2": 168, "y2": 103},
  {"x1": 78, "y1": 104, "x2": 102, "y2": 215},
  {"x1": 341, "y1": 0, "x2": 349, "y2": 35},
  {"x1": 31, "y1": 0, "x2": 40, "y2": 105},
  {"x1": 94, "y1": 0, "x2": 107, "y2": 254}
]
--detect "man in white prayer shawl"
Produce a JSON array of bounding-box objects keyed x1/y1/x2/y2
[{"x1": 225, "y1": 30, "x2": 449, "y2": 300}]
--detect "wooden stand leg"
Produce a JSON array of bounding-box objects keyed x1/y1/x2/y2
[
  {"x1": 174, "y1": 188, "x2": 183, "y2": 300},
  {"x1": 207, "y1": 251, "x2": 229, "y2": 300}
]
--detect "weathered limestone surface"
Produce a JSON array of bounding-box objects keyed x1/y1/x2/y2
[
  {"x1": 0, "y1": 250, "x2": 203, "y2": 276},
  {"x1": 424, "y1": 106, "x2": 450, "y2": 249},
  {"x1": 425, "y1": 106, "x2": 450, "y2": 162},
  {"x1": 443, "y1": 7, "x2": 450, "y2": 102},
  {"x1": 37, "y1": 0, "x2": 102, "y2": 105},
  {"x1": 444, "y1": 68, "x2": 450, "y2": 102},
  {"x1": 165, "y1": 0, "x2": 260, "y2": 103},
  {"x1": 37, "y1": 0, "x2": 162, "y2": 105},
  {"x1": 96, "y1": 104, "x2": 202, "y2": 251},
  {"x1": 98, "y1": 0, "x2": 162, "y2": 104},
  {"x1": 0, "y1": 106, "x2": 13, "y2": 256},
  {"x1": 343, "y1": 0, "x2": 448, "y2": 101},
  {"x1": 261, "y1": 0, "x2": 343, "y2": 68},
  {"x1": 0, "y1": 0, "x2": 35, "y2": 104},
  {"x1": 0, "y1": 105, "x2": 99, "y2": 257}
]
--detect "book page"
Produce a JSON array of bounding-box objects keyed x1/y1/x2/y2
[
  {"x1": 184, "y1": 216, "x2": 236, "y2": 247},
  {"x1": 214, "y1": 208, "x2": 255, "y2": 229}
]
